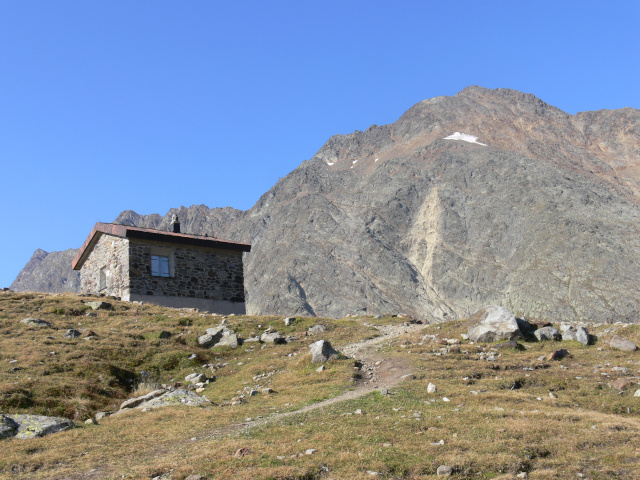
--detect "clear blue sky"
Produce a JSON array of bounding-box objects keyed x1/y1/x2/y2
[{"x1": 1, "y1": 1, "x2": 639, "y2": 288}]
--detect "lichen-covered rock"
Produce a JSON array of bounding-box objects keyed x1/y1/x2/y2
[
  {"x1": 467, "y1": 306, "x2": 522, "y2": 343},
  {"x1": 20, "y1": 318, "x2": 51, "y2": 328},
  {"x1": 3, "y1": 414, "x2": 74, "y2": 439},
  {"x1": 534, "y1": 326, "x2": 561, "y2": 341},
  {"x1": 309, "y1": 340, "x2": 340, "y2": 363},
  {"x1": 137, "y1": 389, "x2": 212, "y2": 409}
]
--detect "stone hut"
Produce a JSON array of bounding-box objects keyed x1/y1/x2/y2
[{"x1": 71, "y1": 217, "x2": 251, "y2": 314}]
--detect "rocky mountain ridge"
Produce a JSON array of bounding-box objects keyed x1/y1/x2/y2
[{"x1": 11, "y1": 86, "x2": 640, "y2": 323}]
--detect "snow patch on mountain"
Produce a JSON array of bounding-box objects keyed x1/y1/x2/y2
[{"x1": 443, "y1": 132, "x2": 487, "y2": 146}]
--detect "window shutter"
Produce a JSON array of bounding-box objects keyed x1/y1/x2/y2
[
  {"x1": 160, "y1": 256, "x2": 170, "y2": 277},
  {"x1": 151, "y1": 255, "x2": 159, "y2": 276}
]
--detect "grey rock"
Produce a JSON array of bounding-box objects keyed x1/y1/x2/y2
[
  {"x1": 185, "y1": 373, "x2": 207, "y2": 384},
  {"x1": 561, "y1": 325, "x2": 589, "y2": 344},
  {"x1": 198, "y1": 333, "x2": 216, "y2": 347},
  {"x1": 308, "y1": 324, "x2": 327, "y2": 335},
  {"x1": 467, "y1": 306, "x2": 522, "y2": 343},
  {"x1": 534, "y1": 326, "x2": 561, "y2": 341},
  {"x1": 609, "y1": 335, "x2": 638, "y2": 352},
  {"x1": 427, "y1": 383, "x2": 437, "y2": 393},
  {"x1": 85, "y1": 301, "x2": 113, "y2": 310},
  {"x1": 309, "y1": 340, "x2": 340, "y2": 363},
  {"x1": 137, "y1": 389, "x2": 212, "y2": 409},
  {"x1": 576, "y1": 326, "x2": 590, "y2": 345},
  {"x1": 437, "y1": 465, "x2": 453, "y2": 476},
  {"x1": 218, "y1": 332, "x2": 239, "y2": 348},
  {"x1": 94, "y1": 412, "x2": 110, "y2": 420},
  {"x1": 561, "y1": 327, "x2": 578, "y2": 341},
  {"x1": 199, "y1": 326, "x2": 238, "y2": 348},
  {"x1": 316, "y1": 365, "x2": 325, "y2": 372},
  {"x1": 494, "y1": 340, "x2": 523, "y2": 350},
  {"x1": 63, "y1": 329, "x2": 81, "y2": 338},
  {"x1": 3, "y1": 414, "x2": 74, "y2": 439},
  {"x1": 119, "y1": 389, "x2": 167, "y2": 410},
  {"x1": 283, "y1": 317, "x2": 296, "y2": 326},
  {"x1": 261, "y1": 331, "x2": 285, "y2": 344},
  {"x1": 20, "y1": 318, "x2": 52, "y2": 327},
  {"x1": 0, "y1": 415, "x2": 19, "y2": 439}
]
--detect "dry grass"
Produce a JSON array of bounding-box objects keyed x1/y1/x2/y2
[{"x1": 1, "y1": 291, "x2": 640, "y2": 479}]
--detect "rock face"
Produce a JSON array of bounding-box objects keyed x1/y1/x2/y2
[
  {"x1": 10, "y1": 249, "x2": 80, "y2": 293},
  {"x1": 467, "y1": 306, "x2": 523, "y2": 343},
  {"x1": 11, "y1": 87, "x2": 640, "y2": 323}
]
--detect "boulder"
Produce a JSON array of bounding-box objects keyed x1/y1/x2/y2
[
  {"x1": 20, "y1": 318, "x2": 51, "y2": 328},
  {"x1": 576, "y1": 327, "x2": 590, "y2": 346},
  {"x1": 0, "y1": 415, "x2": 19, "y2": 439},
  {"x1": 85, "y1": 301, "x2": 113, "y2": 310},
  {"x1": 283, "y1": 317, "x2": 296, "y2": 326},
  {"x1": 494, "y1": 340, "x2": 524, "y2": 350},
  {"x1": 309, "y1": 340, "x2": 340, "y2": 363},
  {"x1": 185, "y1": 373, "x2": 207, "y2": 384},
  {"x1": 534, "y1": 326, "x2": 561, "y2": 341},
  {"x1": 137, "y1": 389, "x2": 212, "y2": 409},
  {"x1": 609, "y1": 335, "x2": 637, "y2": 352},
  {"x1": 63, "y1": 329, "x2": 81, "y2": 338},
  {"x1": 308, "y1": 324, "x2": 328, "y2": 335},
  {"x1": 261, "y1": 331, "x2": 285, "y2": 344},
  {"x1": 612, "y1": 378, "x2": 632, "y2": 391},
  {"x1": 467, "y1": 306, "x2": 522, "y2": 343},
  {"x1": 437, "y1": 465, "x2": 453, "y2": 476},
  {"x1": 2, "y1": 414, "x2": 75, "y2": 439},
  {"x1": 119, "y1": 389, "x2": 167, "y2": 410},
  {"x1": 547, "y1": 349, "x2": 571, "y2": 361},
  {"x1": 199, "y1": 327, "x2": 238, "y2": 348},
  {"x1": 218, "y1": 333, "x2": 239, "y2": 348}
]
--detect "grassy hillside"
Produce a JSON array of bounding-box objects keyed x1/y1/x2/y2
[{"x1": 1, "y1": 291, "x2": 640, "y2": 479}]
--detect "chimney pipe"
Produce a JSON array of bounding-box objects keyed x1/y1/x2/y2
[{"x1": 170, "y1": 214, "x2": 180, "y2": 233}]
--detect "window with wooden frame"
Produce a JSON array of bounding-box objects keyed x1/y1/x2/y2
[{"x1": 151, "y1": 255, "x2": 170, "y2": 277}]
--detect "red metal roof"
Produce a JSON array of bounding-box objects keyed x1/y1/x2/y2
[{"x1": 72, "y1": 222, "x2": 251, "y2": 270}]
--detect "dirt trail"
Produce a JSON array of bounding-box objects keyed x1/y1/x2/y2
[
  {"x1": 209, "y1": 322, "x2": 425, "y2": 437},
  {"x1": 65, "y1": 323, "x2": 425, "y2": 479}
]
